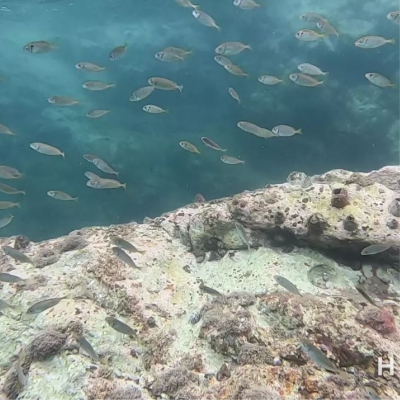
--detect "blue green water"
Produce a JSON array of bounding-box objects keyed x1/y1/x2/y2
[{"x1": 0, "y1": 0, "x2": 399, "y2": 241}]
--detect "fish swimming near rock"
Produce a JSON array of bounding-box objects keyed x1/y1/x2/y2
[
  {"x1": 3, "y1": 246, "x2": 33, "y2": 264},
  {"x1": 235, "y1": 222, "x2": 250, "y2": 250},
  {"x1": 274, "y1": 275, "x2": 302, "y2": 296},
  {"x1": 110, "y1": 236, "x2": 144, "y2": 253},
  {"x1": 300, "y1": 338, "x2": 342, "y2": 373},
  {"x1": 355, "y1": 285, "x2": 380, "y2": 307},
  {"x1": 199, "y1": 281, "x2": 222, "y2": 296},
  {"x1": 26, "y1": 296, "x2": 68, "y2": 314},
  {"x1": 77, "y1": 336, "x2": 99, "y2": 361},
  {"x1": 112, "y1": 246, "x2": 140, "y2": 268},
  {"x1": 105, "y1": 316, "x2": 137, "y2": 336},
  {"x1": 361, "y1": 243, "x2": 394, "y2": 255},
  {"x1": 0, "y1": 272, "x2": 24, "y2": 283},
  {"x1": 0, "y1": 215, "x2": 14, "y2": 229}
]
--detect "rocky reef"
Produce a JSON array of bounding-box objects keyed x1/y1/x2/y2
[{"x1": 0, "y1": 166, "x2": 399, "y2": 400}]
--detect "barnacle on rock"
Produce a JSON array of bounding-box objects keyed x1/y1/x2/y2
[
  {"x1": 343, "y1": 215, "x2": 358, "y2": 232},
  {"x1": 388, "y1": 198, "x2": 400, "y2": 217},
  {"x1": 331, "y1": 188, "x2": 350, "y2": 209},
  {"x1": 386, "y1": 218, "x2": 399, "y2": 229},
  {"x1": 274, "y1": 211, "x2": 286, "y2": 225},
  {"x1": 14, "y1": 235, "x2": 30, "y2": 250},
  {"x1": 307, "y1": 213, "x2": 329, "y2": 235}
]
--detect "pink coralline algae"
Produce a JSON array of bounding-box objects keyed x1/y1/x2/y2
[{"x1": 356, "y1": 306, "x2": 398, "y2": 337}]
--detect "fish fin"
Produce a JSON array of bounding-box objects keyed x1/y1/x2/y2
[
  {"x1": 50, "y1": 43, "x2": 58, "y2": 49},
  {"x1": 122, "y1": 183, "x2": 127, "y2": 190},
  {"x1": 317, "y1": 80, "x2": 325, "y2": 85},
  {"x1": 296, "y1": 128, "x2": 303, "y2": 135},
  {"x1": 216, "y1": 25, "x2": 222, "y2": 32},
  {"x1": 16, "y1": 203, "x2": 21, "y2": 209},
  {"x1": 388, "y1": 38, "x2": 396, "y2": 44},
  {"x1": 115, "y1": 171, "x2": 120, "y2": 177},
  {"x1": 61, "y1": 152, "x2": 65, "y2": 159},
  {"x1": 178, "y1": 85, "x2": 183, "y2": 93},
  {"x1": 187, "y1": 49, "x2": 194, "y2": 55}
]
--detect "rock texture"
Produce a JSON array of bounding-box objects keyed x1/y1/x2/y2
[{"x1": 0, "y1": 166, "x2": 399, "y2": 400}]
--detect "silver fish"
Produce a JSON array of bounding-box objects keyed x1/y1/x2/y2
[
  {"x1": 201, "y1": 137, "x2": 227, "y2": 152},
  {"x1": 92, "y1": 158, "x2": 119, "y2": 176},
  {"x1": 300, "y1": 338, "x2": 341, "y2": 373},
  {"x1": 77, "y1": 336, "x2": 99, "y2": 361},
  {"x1": 199, "y1": 281, "x2": 222, "y2": 296},
  {"x1": 105, "y1": 316, "x2": 137, "y2": 336},
  {"x1": 361, "y1": 243, "x2": 393, "y2": 256},
  {"x1": 235, "y1": 222, "x2": 250, "y2": 250},
  {"x1": 0, "y1": 272, "x2": 24, "y2": 283},
  {"x1": 2, "y1": 246, "x2": 33, "y2": 264},
  {"x1": 355, "y1": 285, "x2": 379, "y2": 308},
  {"x1": 112, "y1": 246, "x2": 140, "y2": 268},
  {"x1": 110, "y1": 236, "x2": 144, "y2": 253},
  {"x1": 0, "y1": 215, "x2": 14, "y2": 229},
  {"x1": 274, "y1": 275, "x2": 302, "y2": 296},
  {"x1": 26, "y1": 297, "x2": 67, "y2": 314}
]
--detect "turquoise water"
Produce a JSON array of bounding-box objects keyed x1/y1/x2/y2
[{"x1": 0, "y1": 0, "x2": 398, "y2": 240}]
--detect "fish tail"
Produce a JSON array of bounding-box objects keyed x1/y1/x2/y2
[
  {"x1": 296, "y1": 128, "x2": 303, "y2": 135},
  {"x1": 73, "y1": 197, "x2": 79, "y2": 202},
  {"x1": 178, "y1": 85, "x2": 183, "y2": 93},
  {"x1": 20, "y1": 191, "x2": 26, "y2": 195},
  {"x1": 51, "y1": 43, "x2": 58, "y2": 49},
  {"x1": 111, "y1": 83, "x2": 117, "y2": 88},
  {"x1": 317, "y1": 80, "x2": 325, "y2": 85},
  {"x1": 322, "y1": 71, "x2": 329, "y2": 76},
  {"x1": 164, "y1": 109, "x2": 169, "y2": 113},
  {"x1": 245, "y1": 44, "x2": 252, "y2": 51},
  {"x1": 122, "y1": 183, "x2": 127, "y2": 190},
  {"x1": 16, "y1": 203, "x2": 21, "y2": 209},
  {"x1": 187, "y1": 49, "x2": 194, "y2": 55},
  {"x1": 221, "y1": 149, "x2": 228, "y2": 152},
  {"x1": 61, "y1": 152, "x2": 65, "y2": 159},
  {"x1": 115, "y1": 171, "x2": 120, "y2": 177},
  {"x1": 390, "y1": 83, "x2": 397, "y2": 88},
  {"x1": 215, "y1": 24, "x2": 222, "y2": 32},
  {"x1": 388, "y1": 38, "x2": 396, "y2": 44}
]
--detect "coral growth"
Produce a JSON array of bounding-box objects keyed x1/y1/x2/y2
[{"x1": 356, "y1": 306, "x2": 398, "y2": 337}]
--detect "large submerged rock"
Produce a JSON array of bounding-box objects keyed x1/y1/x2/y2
[{"x1": 0, "y1": 166, "x2": 399, "y2": 400}]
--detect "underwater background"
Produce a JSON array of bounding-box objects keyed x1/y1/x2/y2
[{"x1": 0, "y1": 0, "x2": 398, "y2": 241}]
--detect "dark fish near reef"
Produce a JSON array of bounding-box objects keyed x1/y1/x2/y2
[
  {"x1": 0, "y1": 272, "x2": 24, "y2": 283},
  {"x1": 355, "y1": 285, "x2": 380, "y2": 307},
  {"x1": 300, "y1": 338, "x2": 341, "y2": 373},
  {"x1": 234, "y1": 222, "x2": 250, "y2": 250},
  {"x1": 194, "y1": 194, "x2": 206, "y2": 203},
  {"x1": 105, "y1": 316, "x2": 137, "y2": 336},
  {"x1": 199, "y1": 281, "x2": 222, "y2": 296},
  {"x1": 112, "y1": 246, "x2": 140, "y2": 268},
  {"x1": 77, "y1": 336, "x2": 99, "y2": 361},
  {"x1": 26, "y1": 296, "x2": 68, "y2": 314},
  {"x1": 361, "y1": 243, "x2": 394, "y2": 256},
  {"x1": 274, "y1": 275, "x2": 302, "y2": 297},
  {"x1": 110, "y1": 236, "x2": 144, "y2": 253},
  {"x1": 2, "y1": 246, "x2": 33, "y2": 264}
]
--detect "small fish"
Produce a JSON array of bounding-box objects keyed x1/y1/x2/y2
[
  {"x1": 17, "y1": 348, "x2": 28, "y2": 390},
  {"x1": 237, "y1": 121, "x2": 274, "y2": 138},
  {"x1": 296, "y1": 29, "x2": 325, "y2": 41},
  {"x1": 355, "y1": 285, "x2": 379, "y2": 307},
  {"x1": 0, "y1": 299, "x2": 14, "y2": 310},
  {"x1": 298, "y1": 63, "x2": 328, "y2": 76},
  {"x1": 30, "y1": 142, "x2": 65, "y2": 158},
  {"x1": 355, "y1": 36, "x2": 395, "y2": 49},
  {"x1": 233, "y1": 0, "x2": 260, "y2": 10},
  {"x1": 0, "y1": 182, "x2": 25, "y2": 195},
  {"x1": 2, "y1": 246, "x2": 33, "y2": 264},
  {"x1": 148, "y1": 77, "x2": 183, "y2": 93},
  {"x1": 224, "y1": 64, "x2": 248, "y2": 76},
  {"x1": 220, "y1": 155, "x2": 244, "y2": 164},
  {"x1": 199, "y1": 281, "x2": 222, "y2": 296},
  {"x1": 92, "y1": 158, "x2": 119, "y2": 176},
  {"x1": 75, "y1": 62, "x2": 105, "y2": 72},
  {"x1": 215, "y1": 42, "x2": 251, "y2": 55},
  {"x1": 129, "y1": 86, "x2": 155, "y2": 102},
  {"x1": 300, "y1": 12, "x2": 327, "y2": 23},
  {"x1": 0, "y1": 201, "x2": 20, "y2": 209},
  {"x1": 106, "y1": 316, "x2": 137, "y2": 336},
  {"x1": 0, "y1": 215, "x2": 14, "y2": 229},
  {"x1": 86, "y1": 109, "x2": 111, "y2": 118},
  {"x1": 365, "y1": 73, "x2": 395, "y2": 88},
  {"x1": 361, "y1": 243, "x2": 393, "y2": 255},
  {"x1": 258, "y1": 75, "x2": 284, "y2": 85},
  {"x1": 26, "y1": 296, "x2": 67, "y2": 314},
  {"x1": 387, "y1": 11, "x2": 400, "y2": 25},
  {"x1": 155, "y1": 51, "x2": 184, "y2": 62},
  {"x1": 110, "y1": 236, "x2": 144, "y2": 253},
  {"x1": 179, "y1": 141, "x2": 200, "y2": 154},
  {"x1": 143, "y1": 105, "x2": 168, "y2": 114},
  {"x1": 112, "y1": 246, "x2": 139, "y2": 268},
  {"x1": 0, "y1": 165, "x2": 23, "y2": 179},
  {"x1": 274, "y1": 275, "x2": 302, "y2": 296},
  {"x1": 228, "y1": 87, "x2": 241, "y2": 104},
  {"x1": 163, "y1": 47, "x2": 192, "y2": 58},
  {"x1": 201, "y1": 137, "x2": 227, "y2": 152},
  {"x1": 214, "y1": 55, "x2": 233, "y2": 67},
  {"x1": 300, "y1": 338, "x2": 341, "y2": 373},
  {"x1": 316, "y1": 21, "x2": 339, "y2": 37},
  {"x1": 272, "y1": 125, "x2": 302, "y2": 137},
  {"x1": 83, "y1": 154, "x2": 99, "y2": 163},
  {"x1": 23, "y1": 41, "x2": 56, "y2": 54},
  {"x1": 194, "y1": 194, "x2": 206, "y2": 203},
  {"x1": 84, "y1": 171, "x2": 101, "y2": 180},
  {"x1": 0, "y1": 122, "x2": 16, "y2": 136},
  {"x1": 0, "y1": 272, "x2": 24, "y2": 283},
  {"x1": 82, "y1": 81, "x2": 116, "y2": 90},
  {"x1": 87, "y1": 178, "x2": 126, "y2": 190},
  {"x1": 77, "y1": 336, "x2": 99, "y2": 361},
  {"x1": 47, "y1": 96, "x2": 79, "y2": 106},
  {"x1": 47, "y1": 191, "x2": 78, "y2": 201},
  {"x1": 192, "y1": 9, "x2": 221, "y2": 31},
  {"x1": 110, "y1": 43, "x2": 128, "y2": 61},
  {"x1": 174, "y1": 0, "x2": 199, "y2": 9},
  {"x1": 235, "y1": 222, "x2": 250, "y2": 250},
  {"x1": 289, "y1": 73, "x2": 324, "y2": 87}
]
